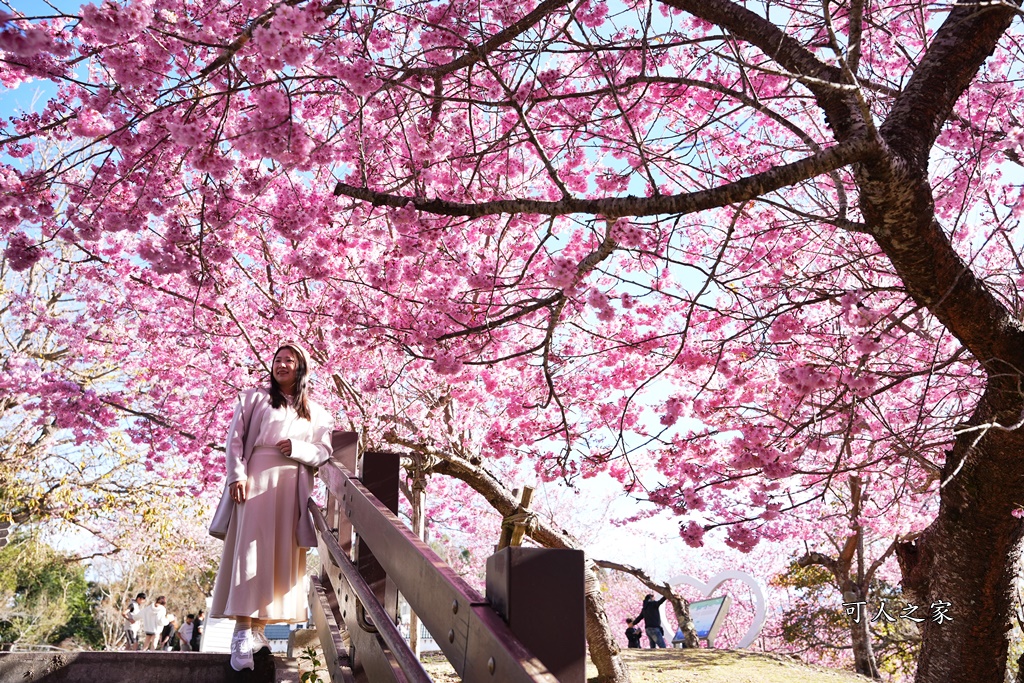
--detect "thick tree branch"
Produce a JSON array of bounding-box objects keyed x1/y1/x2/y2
[
  {"x1": 399, "y1": 0, "x2": 572, "y2": 80},
  {"x1": 659, "y1": 0, "x2": 836, "y2": 83},
  {"x1": 858, "y1": 158, "x2": 1024, "y2": 376},
  {"x1": 334, "y1": 136, "x2": 877, "y2": 218},
  {"x1": 880, "y1": 0, "x2": 1022, "y2": 167},
  {"x1": 658, "y1": 0, "x2": 866, "y2": 139},
  {"x1": 797, "y1": 551, "x2": 839, "y2": 577}
]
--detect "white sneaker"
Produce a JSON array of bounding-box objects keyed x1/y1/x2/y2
[
  {"x1": 230, "y1": 629, "x2": 254, "y2": 671},
  {"x1": 252, "y1": 629, "x2": 270, "y2": 653}
]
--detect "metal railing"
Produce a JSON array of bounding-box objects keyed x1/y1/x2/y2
[{"x1": 308, "y1": 434, "x2": 559, "y2": 683}]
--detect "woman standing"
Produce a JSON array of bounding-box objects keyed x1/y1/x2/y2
[{"x1": 209, "y1": 342, "x2": 334, "y2": 671}]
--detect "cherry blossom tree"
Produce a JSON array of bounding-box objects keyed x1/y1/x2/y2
[
  {"x1": 2, "y1": 0, "x2": 1024, "y2": 681},
  {"x1": 774, "y1": 555, "x2": 921, "y2": 680},
  {"x1": 793, "y1": 476, "x2": 905, "y2": 678},
  {"x1": 88, "y1": 513, "x2": 221, "y2": 649},
  {"x1": 1, "y1": 255, "x2": 199, "y2": 553}
]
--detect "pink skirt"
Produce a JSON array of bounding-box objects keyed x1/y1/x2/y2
[{"x1": 210, "y1": 446, "x2": 307, "y2": 622}]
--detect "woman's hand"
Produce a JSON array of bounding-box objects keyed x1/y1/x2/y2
[
  {"x1": 230, "y1": 480, "x2": 247, "y2": 504},
  {"x1": 277, "y1": 439, "x2": 293, "y2": 457}
]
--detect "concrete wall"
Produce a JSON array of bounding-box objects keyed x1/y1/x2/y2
[{"x1": 0, "y1": 651, "x2": 275, "y2": 683}]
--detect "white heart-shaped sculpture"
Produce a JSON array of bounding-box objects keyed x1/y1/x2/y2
[{"x1": 667, "y1": 570, "x2": 767, "y2": 648}]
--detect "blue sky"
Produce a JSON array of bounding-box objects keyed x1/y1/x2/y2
[{"x1": 1, "y1": 0, "x2": 78, "y2": 121}]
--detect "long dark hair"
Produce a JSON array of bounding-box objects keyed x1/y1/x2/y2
[{"x1": 268, "y1": 344, "x2": 311, "y2": 420}]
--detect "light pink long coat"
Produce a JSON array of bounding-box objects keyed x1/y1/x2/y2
[{"x1": 208, "y1": 387, "x2": 333, "y2": 547}]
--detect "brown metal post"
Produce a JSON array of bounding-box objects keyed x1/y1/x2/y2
[
  {"x1": 486, "y1": 547, "x2": 586, "y2": 683},
  {"x1": 323, "y1": 431, "x2": 362, "y2": 682},
  {"x1": 331, "y1": 431, "x2": 359, "y2": 559},
  {"x1": 357, "y1": 450, "x2": 401, "y2": 625}
]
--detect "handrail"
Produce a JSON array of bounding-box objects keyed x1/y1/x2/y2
[
  {"x1": 316, "y1": 457, "x2": 557, "y2": 683},
  {"x1": 308, "y1": 575, "x2": 356, "y2": 683},
  {"x1": 310, "y1": 501, "x2": 432, "y2": 683}
]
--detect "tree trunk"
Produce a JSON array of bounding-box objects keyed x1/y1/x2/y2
[
  {"x1": 896, "y1": 385, "x2": 1024, "y2": 683},
  {"x1": 849, "y1": 609, "x2": 880, "y2": 679},
  {"x1": 407, "y1": 469, "x2": 426, "y2": 659},
  {"x1": 667, "y1": 596, "x2": 700, "y2": 649},
  {"x1": 798, "y1": 481, "x2": 887, "y2": 678},
  {"x1": 583, "y1": 558, "x2": 632, "y2": 683},
  {"x1": 858, "y1": 169, "x2": 1024, "y2": 682}
]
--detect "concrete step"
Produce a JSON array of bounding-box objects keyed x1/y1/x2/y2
[{"x1": 0, "y1": 649, "x2": 285, "y2": 683}]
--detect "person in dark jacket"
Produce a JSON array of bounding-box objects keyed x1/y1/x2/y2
[
  {"x1": 625, "y1": 618, "x2": 643, "y2": 648},
  {"x1": 159, "y1": 614, "x2": 179, "y2": 650},
  {"x1": 190, "y1": 610, "x2": 204, "y2": 652},
  {"x1": 633, "y1": 593, "x2": 668, "y2": 648}
]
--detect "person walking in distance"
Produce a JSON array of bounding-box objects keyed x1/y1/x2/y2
[
  {"x1": 633, "y1": 593, "x2": 669, "y2": 648},
  {"x1": 121, "y1": 593, "x2": 145, "y2": 651},
  {"x1": 208, "y1": 342, "x2": 334, "y2": 671},
  {"x1": 177, "y1": 614, "x2": 195, "y2": 652},
  {"x1": 159, "y1": 614, "x2": 179, "y2": 650},
  {"x1": 140, "y1": 595, "x2": 167, "y2": 651},
  {"x1": 190, "y1": 610, "x2": 204, "y2": 652}
]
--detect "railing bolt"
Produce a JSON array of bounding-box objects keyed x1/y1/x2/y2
[
  {"x1": 488, "y1": 657, "x2": 495, "y2": 675},
  {"x1": 452, "y1": 600, "x2": 459, "y2": 614},
  {"x1": 448, "y1": 629, "x2": 455, "y2": 644}
]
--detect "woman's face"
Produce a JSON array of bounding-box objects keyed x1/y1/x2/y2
[{"x1": 273, "y1": 347, "x2": 300, "y2": 390}]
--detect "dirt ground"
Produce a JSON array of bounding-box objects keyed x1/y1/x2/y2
[{"x1": 417, "y1": 647, "x2": 873, "y2": 683}]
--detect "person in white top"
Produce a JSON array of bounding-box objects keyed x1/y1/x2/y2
[
  {"x1": 121, "y1": 592, "x2": 146, "y2": 650},
  {"x1": 177, "y1": 614, "x2": 195, "y2": 652},
  {"x1": 208, "y1": 342, "x2": 334, "y2": 672},
  {"x1": 140, "y1": 595, "x2": 167, "y2": 651}
]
